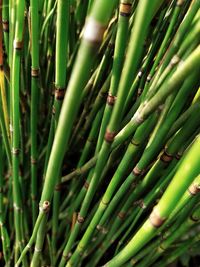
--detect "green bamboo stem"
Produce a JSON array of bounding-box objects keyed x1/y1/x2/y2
[
  {"x1": 30, "y1": 0, "x2": 40, "y2": 226},
  {"x1": 104, "y1": 135, "x2": 200, "y2": 267},
  {"x1": 96, "y1": 0, "x2": 131, "y2": 151},
  {"x1": 112, "y1": 45, "x2": 200, "y2": 149},
  {"x1": 20, "y1": 0, "x2": 119, "y2": 265},
  {"x1": 63, "y1": 2, "x2": 163, "y2": 265},
  {"x1": 50, "y1": 1, "x2": 69, "y2": 264},
  {"x1": 11, "y1": 0, "x2": 26, "y2": 262}
]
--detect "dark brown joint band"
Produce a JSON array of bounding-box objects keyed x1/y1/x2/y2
[
  {"x1": 31, "y1": 157, "x2": 37, "y2": 165},
  {"x1": 118, "y1": 212, "x2": 126, "y2": 220},
  {"x1": 52, "y1": 106, "x2": 56, "y2": 115},
  {"x1": 104, "y1": 130, "x2": 116, "y2": 143},
  {"x1": 149, "y1": 208, "x2": 165, "y2": 228},
  {"x1": 160, "y1": 150, "x2": 173, "y2": 163},
  {"x1": 55, "y1": 183, "x2": 62, "y2": 192},
  {"x1": 120, "y1": 3, "x2": 132, "y2": 16},
  {"x1": 31, "y1": 68, "x2": 39, "y2": 77},
  {"x1": 188, "y1": 183, "x2": 200, "y2": 196},
  {"x1": 12, "y1": 148, "x2": 20, "y2": 155},
  {"x1": 14, "y1": 40, "x2": 23, "y2": 50},
  {"x1": 84, "y1": 181, "x2": 90, "y2": 190},
  {"x1": 132, "y1": 166, "x2": 142, "y2": 176},
  {"x1": 107, "y1": 93, "x2": 117, "y2": 106},
  {"x1": 77, "y1": 213, "x2": 85, "y2": 224},
  {"x1": 2, "y1": 20, "x2": 9, "y2": 32},
  {"x1": 55, "y1": 88, "x2": 65, "y2": 100}
]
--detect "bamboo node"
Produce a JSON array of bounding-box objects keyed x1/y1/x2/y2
[
  {"x1": 31, "y1": 157, "x2": 37, "y2": 165},
  {"x1": 2, "y1": 20, "x2": 9, "y2": 32},
  {"x1": 137, "y1": 88, "x2": 143, "y2": 97},
  {"x1": 118, "y1": 212, "x2": 126, "y2": 220},
  {"x1": 39, "y1": 201, "x2": 50, "y2": 213},
  {"x1": 177, "y1": 0, "x2": 184, "y2": 6},
  {"x1": 13, "y1": 203, "x2": 21, "y2": 211},
  {"x1": 52, "y1": 106, "x2": 56, "y2": 115},
  {"x1": 138, "y1": 70, "x2": 143, "y2": 79},
  {"x1": 14, "y1": 40, "x2": 23, "y2": 50},
  {"x1": 160, "y1": 150, "x2": 173, "y2": 163},
  {"x1": 104, "y1": 129, "x2": 116, "y2": 143},
  {"x1": 77, "y1": 213, "x2": 85, "y2": 224},
  {"x1": 31, "y1": 68, "x2": 40, "y2": 77},
  {"x1": 107, "y1": 93, "x2": 117, "y2": 106},
  {"x1": 175, "y1": 152, "x2": 182, "y2": 160},
  {"x1": 9, "y1": 124, "x2": 13, "y2": 133},
  {"x1": 132, "y1": 166, "x2": 142, "y2": 176},
  {"x1": 149, "y1": 207, "x2": 166, "y2": 228},
  {"x1": 55, "y1": 88, "x2": 65, "y2": 100},
  {"x1": 83, "y1": 18, "x2": 106, "y2": 44},
  {"x1": 34, "y1": 247, "x2": 42, "y2": 253},
  {"x1": 147, "y1": 74, "x2": 152, "y2": 82},
  {"x1": 170, "y1": 55, "x2": 180, "y2": 67},
  {"x1": 120, "y1": 2, "x2": 132, "y2": 17},
  {"x1": 131, "y1": 139, "x2": 140, "y2": 146},
  {"x1": 188, "y1": 183, "x2": 200, "y2": 196},
  {"x1": 132, "y1": 111, "x2": 144, "y2": 124},
  {"x1": 84, "y1": 181, "x2": 90, "y2": 190},
  {"x1": 55, "y1": 183, "x2": 62, "y2": 191},
  {"x1": 12, "y1": 148, "x2": 20, "y2": 155},
  {"x1": 137, "y1": 199, "x2": 146, "y2": 209}
]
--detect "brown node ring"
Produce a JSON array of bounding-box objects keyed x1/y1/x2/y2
[
  {"x1": 120, "y1": 3, "x2": 132, "y2": 17},
  {"x1": 107, "y1": 94, "x2": 116, "y2": 106},
  {"x1": 77, "y1": 213, "x2": 85, "y2": 224},
  {"x1": 132, "y1": 166, "x2": 142, "y2": 176},
  {"x1": 2, "y1": 20, "x2": 9, "y2": 32},
  {"x1": 55, "y1": 88, "x2": 65, "y2": 100},
  {"x1": 31, "y1": 68, "x2": 39, "y2": 78},
  {"x1": 149, "y1": 207, "x2": 165, "y2": 228},
  {"x1": 104, "y1": 130, "x2": 116, "y2": 143},
  {"x1": 160, "y1": 150, "x2": 173, "y2": 163}
]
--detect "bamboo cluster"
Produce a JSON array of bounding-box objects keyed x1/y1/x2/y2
[{"x1": 0, "y1": 0, "x2": 200, "y2": 266}]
